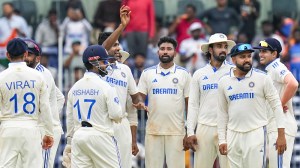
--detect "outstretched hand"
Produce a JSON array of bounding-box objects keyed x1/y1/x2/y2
[{"x1": 120, "y1": 5, "x2": 131, "y2": 28}]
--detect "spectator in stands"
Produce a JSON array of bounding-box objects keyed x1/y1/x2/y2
[
  {"x1": 0, "y1": 2, "x2": 29, "y2": 67},
  {"x1": 66, "y1": 0, "x2": 86, "y2": 18},
  {"x1": 60, "y1": 6, "x2": 92, "y2": 55},
  {"x1": 179, "y1": 22, "x2": 208, "y2": 73},
  {"x1": 252, "y1": 20, "x2": 285, "y2": 48},
  {"x1": 63, "y1": 41, "x2": 85, "y2": 87},
  {"x1": 93, "y1": 0, "x2": 121, "y2": 32},
  {"x1": 168, "y1": 4, "x2": 204, "y2": 51},
  {"x1": 122, "y1": 0, "x2": 155, "y2": 57},
  {"x1": 35, "y1": 9, "x2": 58, "y2": 47},
  {"x1": 228, "y1": 0, "x2": 260, "y2": 43},
  {"x1": 289, "y1": 28, "x2": 300, "y2": 81},
  {"x1": 130, "y1": 53, "x2": 146, "y2": 85},
  {"x1": 35, "y1": 9, "x2": 59, "y2": 68},
  {"x1": 236, "y1": 32, "x2": 249, "y2": 43},
  {"x1": 199, "y1": 0, "x2": 240, "y2": 36}
]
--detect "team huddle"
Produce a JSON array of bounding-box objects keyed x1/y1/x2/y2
[{"x1": 0, "y1": 6, "x2": 298, "y2": 168}]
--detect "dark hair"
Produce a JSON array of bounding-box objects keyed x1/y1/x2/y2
[
  {"x1": 2, "y1": 2, "x2": 14, "y2": 8},
  {"x1": 186, "y1": 4, "x2": 197, "y2": 12},
  {"x1": 84, "y1": 62, "x2": 93, "y2": 71},
  {"x1": 72, "y1": 41, "x2": 81, "y2": 46},
  {"x1": 205, "y1": 44, "x2": 213, "y2": 60},
  {"x1": 157, "y1": 36, "x2": 177, "y2": 49},
  {"x1": 261, "y1": 20, "x2": 273, "y2": 26},
  {"x1": 98, "y1": 32, "x2": 113, "y2": 45},
  {"x1": 10, "y1": 54, "x2": 24, "y2": 60},
  {"x1": 48, "y1": 9, "x2": 57, "y2": 17},
  {"x1": 134, "y1": 52, "x2": 146, "y2": 58}
]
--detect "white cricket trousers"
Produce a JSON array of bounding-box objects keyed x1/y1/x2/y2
[
  {"x1": 114, "y1": 118, "x2": 132, "y2": 168},
  {"x1": 0, "y1": 120, "x2": 43, "y2": 168},
  {"x1": 145, "y1": 134, "x2": 185, "y2": 168},
  {"x1": 71, "y1": 127, "x2": 121, "y2": 168},
  {"x1": 268, "y1": 132, "x2": 295, "y2": 168},
  {"x1": 43, "y1": 126, "x2": 63, "y2": 168},
  {"x1": 227, "y1": 126, "x2": 267, "y2": 168},
  {"x1": 194, "y1": 124, "x2": 228, "y2": 168}
]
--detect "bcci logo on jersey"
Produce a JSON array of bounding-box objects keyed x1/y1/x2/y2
[
  {"x1": 249, "y1": 81, "x2": 255, "y2": 88},
  {"x1": 172, "y1": 78, "x2": 178, "y2": 84}
]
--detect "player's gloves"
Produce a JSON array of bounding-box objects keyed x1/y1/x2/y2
[{"x1": 62, "y1": 144, "x2": 71, "y2": 168}]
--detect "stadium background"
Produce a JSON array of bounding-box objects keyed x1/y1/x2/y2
[{"x1": 0, "y1": 0, "x2": 299, "y2": 167}]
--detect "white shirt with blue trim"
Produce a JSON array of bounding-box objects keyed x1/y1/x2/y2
[
  {"x1": 66, "y1": 72, "x2": 122, "y2": 137},
  {"x1": 187, "y1": 61, "x2": 234, "y2": 136},
  {"x1": 0, "y1": 62, "x2": 53, "y2": 136},
  {"x1": 138, "y1": 63, "x2": 191, "y2": 135},
  {"x1": 104, "y1": 62, "x2": 138, "y2": 122},
  {"x1": 35, "y1": 63, "x2": 62, "y2": 127},
  {"x1": 217, "y1": 68, "x2": 285, "y2": 144},
  {"x1": 265, "y1": 58, "x2": 298, "y2": 136}
]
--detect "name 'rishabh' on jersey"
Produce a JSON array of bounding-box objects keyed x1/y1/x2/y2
[
  {"x1": 104, "y1": 62, "x2": 138, "y2": 116},
  {"x1": 138, "y1": 64, "x2": 191, "y2": 135},
  {"x1": 265, "y1": 58, "x2": 298, "y2": 137},
  {"x1": 66, "y1": 72, "x2": 122, "y2": 137},
  {"x1": 187, "y1": 61, "x2": 234, "y2": 136},
  {"x1": 217, "y1": 68, "x2": 285, "y2": 133}
]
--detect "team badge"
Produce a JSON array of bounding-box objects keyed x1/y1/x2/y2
[
  {"x1": 172, "y1": 78, "x2": 178, "y2": 84},
  {"x1": 121, "y1": 72, "x2": 126, "y2": 78},
  {"x1": 249, "y1": 81, "x2": 255, "y2": 88},
  {"x1": 219, "y1": 34, "x2": 225, "y2": 38}
]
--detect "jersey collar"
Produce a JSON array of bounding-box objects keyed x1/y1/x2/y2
[
  {"x1": 8, "y1": 61, "x2": 27, "y2": 67},
  {"x1": 229, "y1": 67, "x2": 253, "y2": 79},
  {"x1": 265, "y1": 58, "x2": 280, "y2": 72},
  {"x1": 84, "y1": 71, "x2": 101, "y2": 78},
  {"x1": 156, "y1": 63, "x2": 176, "y2": 75},
  {"x1": 208, "y1": 60, "x2": 229, "y2": 72}
]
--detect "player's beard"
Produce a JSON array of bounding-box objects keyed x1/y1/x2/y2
[
  {"x1": 25, "y1": 58, "x2": 36, "y2": 68},
  {"x1": 213, "y1": 52, "x2": 227, "y2": 62},
  {"x1": 236, "y1": 62, "x2": 252, "y2": 72},
  {"x1": 159, "y1": 54, "x2": 174, "y2": 63}
]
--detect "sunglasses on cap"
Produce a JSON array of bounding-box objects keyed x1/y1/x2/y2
[
  {"x1": 259, "y1": 41, "x2": 275, "y2": 50},
  {"x1": 236, "y1": 44, "x2": 253, "y2": 51},
  {"x1": 24, "y1": 40, "x2": 41, "y2": 54}
]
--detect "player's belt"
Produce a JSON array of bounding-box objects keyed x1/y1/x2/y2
[{"x1": 81, "y1": 121, "x2": 93, "y2": 127}]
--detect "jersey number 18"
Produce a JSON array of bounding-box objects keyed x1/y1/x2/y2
[{"x1": 9, "y1": 92, "x2": 36, "y2": 114}]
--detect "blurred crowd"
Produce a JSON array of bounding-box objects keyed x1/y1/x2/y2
[{"x1": 1, "y1": 0, "x2": 300, "y2": 167}]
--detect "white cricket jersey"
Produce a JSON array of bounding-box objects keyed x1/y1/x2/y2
[
  {"x1": 66, "y1": 72, "x2": 122, "y2": 137},
  {"x1": 217, "y1": 68, "x2": 285, "y2": 144},
  {"x1": 138, "y1": 63, "x2": 191, "y2": 135},
  {"x1": 187, "y1": 61, "x2": 234, "y2": 136},
  {"x1": 265, "y1": 58, "x2": 298, "y2": 136},
  {"x1": 35, "y1": 63, "x2": 60, "y2": 127},
  {"x1": 0, "y1": 62, "x2": 53, "y2": 136},
  {"x1": 103, "y1": 62, "x2": 138, "y2": 116}
]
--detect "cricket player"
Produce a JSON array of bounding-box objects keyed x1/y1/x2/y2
[
  {"x1": 138, "y1": 36, "x2": 191, "y2": 168},
  {"x1": 64, "y1": 44, "x2": 123, "y2": 168},
  {"x1": 186, "y1": 33, "x2": 235, "y2": 167},
  {"x1": 254, "y1": 38, "x2": 298, "y2": 168},
  {"x1": 0, "y1": 38, "x2": 54, "y2": 167},
  {"x1": 217, "y1": 43, "x2": 287, "y2": 168},
  {"x1": 97, "y1": 6, "x2": 146, "y2": 168},
  {"x1": 23, "y1": 39, "x2": 64, "y2": 168},
  {"x1": 98, "y1": 31, "x2": 142, "y2": 168}
]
